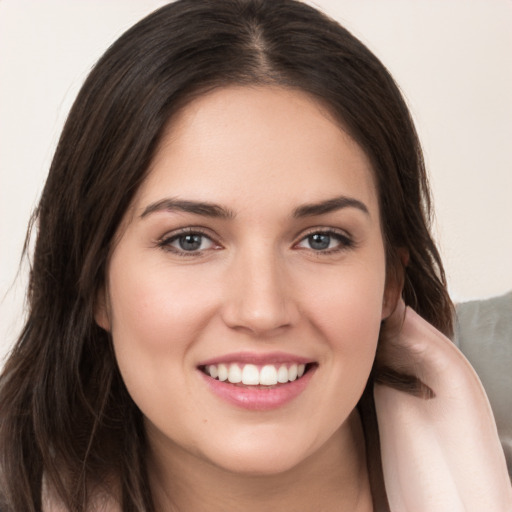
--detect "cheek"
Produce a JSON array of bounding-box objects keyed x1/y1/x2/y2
[
  {"x1": 306, "y1": 255, "x2": 386, "y2": 341},
  {"x1": 104, "y1": 254, "x2": 221, "y2": 412},
  {"x1": 326, "y1": 291, "x2": 382, "y2": 387},
  {"x1": 316, "y1": 273, "x2": 384, "y2": 329},
  {"x1": 107, "y1": 257, "x2": 219, "y2": 351},
  {"x1": 302, "y1": 258, "x2": 386, "y2": 389}
]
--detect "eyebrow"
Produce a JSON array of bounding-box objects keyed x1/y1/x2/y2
[
  {"x1": 140, "y1": 198, "x2": 235, "y2": 219},
  {"x1": 292, "y1": 195, "x2": 369, "y2": 218},
  {"x1": 140, "y1": 195, "x2": 369, "y2": 220}
]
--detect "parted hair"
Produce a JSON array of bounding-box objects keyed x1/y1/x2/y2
[{"x1": 0, "y1": 1, "x2": 453, "y2": 510}]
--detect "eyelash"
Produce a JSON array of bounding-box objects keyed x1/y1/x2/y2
[
  {"x1": 295, "y1": 228, "x2": 355, "y2": 255},
  {"x1": 157, "y1": 227, "x2": 219, "y2": 257},
  {"x1": 156, "y1": 227, "x2": 355, "y2": 257}
]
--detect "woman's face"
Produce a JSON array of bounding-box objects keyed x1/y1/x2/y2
[{"x1": 97, "y1": 86, "x2": 396, "y2": 475}]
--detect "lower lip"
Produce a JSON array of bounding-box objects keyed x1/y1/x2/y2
[{"x1": 199, "y1": 366, "x2": 316, "y2": 411}]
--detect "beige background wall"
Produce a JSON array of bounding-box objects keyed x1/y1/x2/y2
[{"x1": 1, "y1": 0, "x2": 511, "y2": 363}]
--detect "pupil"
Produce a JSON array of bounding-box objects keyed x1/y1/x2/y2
[
  {"x1": 179, "y1": 234, "x2": 202, "y2": 251},
  {"x1": 309, "y1": 233, "x2": 330, "y2": 250}
]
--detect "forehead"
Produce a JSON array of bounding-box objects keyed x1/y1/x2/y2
[{"x1": 134, "y1": 85, "x2": 379, "y2": 218}]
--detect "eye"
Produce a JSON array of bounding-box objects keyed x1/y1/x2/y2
[
  {"x1": 158, "y1": 229, "x2": 219, "y2": 255},
  {"x1": 295, "y1": 230, "x2": 353, "y2": 252}
]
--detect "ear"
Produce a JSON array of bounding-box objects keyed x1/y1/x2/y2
[
  {"x1": 94, "y1": 285, "x2": 111, "y2": 332},
  {"x1": 381, "y1": 248, "x2": 409, "y2": 320}
]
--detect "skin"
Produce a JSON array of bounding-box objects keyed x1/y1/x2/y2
[
  {"x1": 96, "y1": 85, "x2": 399, "y2": 511},
  {"x1": 375, "y1": 300, "x2": 512, "y2": 511}
]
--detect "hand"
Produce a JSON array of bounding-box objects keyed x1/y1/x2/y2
[{"x1": 374, "y1": 300, "x2": 512, "y2": 512}]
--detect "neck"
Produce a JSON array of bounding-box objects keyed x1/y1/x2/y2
[{"x1": 147, "y1": 410, "x2": 373, "y2": 512}]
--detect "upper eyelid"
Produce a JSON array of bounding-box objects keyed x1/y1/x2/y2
[
  {"x1": 293, "y1": 228, "x2": 356, "y2": 253},
  {"x1": 294, "y1": 226, "x2": 353, "y2": 241},
  {"x1": 159, "y1": 226, "x2": 218, "y2": 240},
  {"x1": 156, "y1": 229, "x2": 222, "y2": 258},
  {"x1": 157, "y1": 227, "x2": 222, "y2": 249},
  {"x1": 156, "y1": 225, "x2": 354, "y2": 247},
  {"x1": 158, "y1": 225, "x2": 352, "y2": 237}
]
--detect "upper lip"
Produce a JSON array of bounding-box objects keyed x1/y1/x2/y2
[{"x1": 197, "y1": 351, "x2": 314, "y2": 367}]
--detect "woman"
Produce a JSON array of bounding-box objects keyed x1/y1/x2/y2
[{"x1": 0, "y1": 1, "x2": 510, "y2": 510}]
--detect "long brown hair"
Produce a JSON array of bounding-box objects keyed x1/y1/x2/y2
[{"x1": 0, "y1": 1, "x2": 453, "y2": 510}]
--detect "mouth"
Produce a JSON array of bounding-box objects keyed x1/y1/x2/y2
[
  {"x1": 198, "y1": 362, "x2": 317, "y2": 388},
  {"x1": 197, "y1": 355, "x2": 317, "y2": 410}
]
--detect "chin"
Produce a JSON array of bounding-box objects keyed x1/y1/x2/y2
[
  {"x1": 197, "y1": 423, "x2": 331, "y2": 477},
  {"x1": 209, "y1": 445, "x2": 312, "y2": 477}
]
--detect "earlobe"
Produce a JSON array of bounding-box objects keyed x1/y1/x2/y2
[
  {"x1": 381, "y1": 283, "x2": 401, "y2": 321},
  {"x1": 94, "y1": 286, "x2": 111, "y2": 332},
  {"x1": 381, "y1": 248, "x2": 409, "y2": 320}
]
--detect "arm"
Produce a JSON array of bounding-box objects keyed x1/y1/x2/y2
[{"x1": 374, "y1": 300, "x2": 512, "y2": 511}]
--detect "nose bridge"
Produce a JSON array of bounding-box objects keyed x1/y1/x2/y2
[{"x1": 222, "y1": 241, "x2": 297, "y2": 334}]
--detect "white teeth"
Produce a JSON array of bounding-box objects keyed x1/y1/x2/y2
[
  {"x1": 208, "y1": 365, "x2": 218, "y2": 379},
  {"x1": 217, "y1": 364, "x2": 228, "y2": 381},
  {"x1": 205, "y1": 362, "x2": 309, "y2": 386},
  {"x1": 277, "y1": 365, "x2": 289, "y2": 383},
  {"x1": 228, "y1": 364, "x2": 242, "y2": 383},
  {"x1": 241, "y1": 364, "x2": 259, "y2": 385},
  {"x1": 259, "y1": 364, "x2": 278, "y2": 386}
]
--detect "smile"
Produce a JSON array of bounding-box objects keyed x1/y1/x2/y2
[
  {"x1": 197, "y1": 354, "x2": 317, "y2": 411},
  {"x1": 201, "y1": 362, "x2": 308, "y2": 386}
]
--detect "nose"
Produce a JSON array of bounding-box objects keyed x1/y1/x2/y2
[{"x1": 220, "y1": 246, "x2": 299, "y2": 336}]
